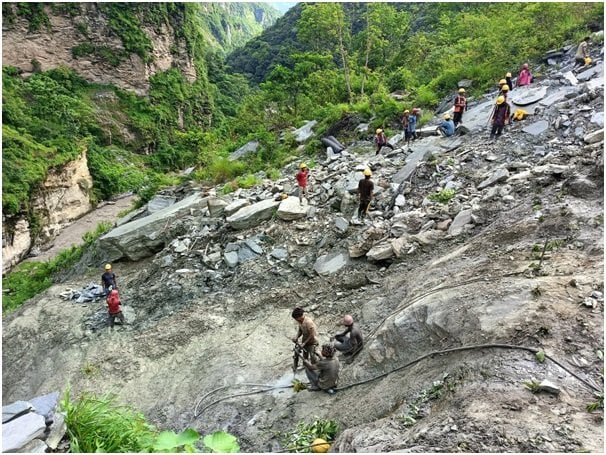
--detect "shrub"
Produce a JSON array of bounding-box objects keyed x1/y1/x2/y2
[{"x1": 428, "y1": 189, "x2": 456, "y2": 204}]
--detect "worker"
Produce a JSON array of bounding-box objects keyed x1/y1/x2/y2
[
  {"x1": 498, "y1": 78, "x2": 507, "y2": 91},
  {"x1": 437, "y1": 113, "x2": 455, "y2": 137},
  {"x1": 517, "y1": 63, "x2": 532, "y2": 87},
  {"x1": 374, "y1": 128, "x2": 394, "y2": 155},
  {"x1": 357, "y1": 169, "x2": 374, "y2": 221},
  {"x1": 453, "y1": 88, "x2": 467, "y2": 127},
  {"x1": 574, "y1": 36, "x2": 591, "y2": 69},
  {"x1": 101, "y1": 264, "x2": 117, "y2": 296},
  {"x1": 303, "y1": 343, "x2": 339, "y2": 393},
  {"x1": 106, "y1": 288, "x2": 125, "y2": 330},
  {"x1": 408, "y1": 108, "x2": 419, "y2": 141},
  {"x1": 334, "y1": 315, "x2": 364, "y2": 356},
  {"x1": 499, "y1": 84, "x2": 510, "y2": 102},
  {"x1": 490, "y1": 96, "x2": 511, "y2": 141},
  {"x1": 505, "y1": 72, "x2": 513, "y2": 90},
  {"x1": 291, "y1": 307, "x2": 319, "y2": 364},
  {"x1": 296, "y1": 163, "x2": 309, "y2": 206},
  {"x1": 402, "y1": 110, "x2": 411, "y2": 145}
]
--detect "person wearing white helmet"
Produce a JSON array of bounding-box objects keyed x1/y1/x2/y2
[
  {"x1": 357, "y1": 169, "x2": 374, "y2": 220},
  {"x1": 374, "y1": 128, "x2": 394, "y2": 155},
  {"x1": 334, "y1": 315, "x2": 364, "y2": 356},
  {"x1": 101, "y1": 263, "x2": 117, "y2": 296}
]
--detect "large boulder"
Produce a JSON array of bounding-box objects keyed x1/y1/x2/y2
[
  {"x1": 510, "y1": 86, "x2": 548, "y2": 106},
  {"x1": 98, "y1": 193, "x2": 208, "y2": 261},
  {"x1": 224, "y1": 199, "x2": 250, "y2": 217},
  {"x1": 226, "y1": 199, "x2": 281, "y2": 230},
  {"x1": 293, "y1": 120, "x2": 317, "y2": 143},
  {"x1": 314, "y1": 251, "x2": 350, "y2": 275},
  {"x1": 207, "y1": 198, "x2": 229, "y2": 217},
  {"x1": 2, "y1": 412, "x2": 46, "y2": 452},
  {"x1": 229, "y1": 140, "x2": 259, "y2": 161},
  {"x1": 277, "y1": 197, "x2": 308, "y2": 221}
]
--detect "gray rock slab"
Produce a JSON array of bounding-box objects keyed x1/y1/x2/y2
[
  {"x1": 293, "y1": 120, "x2": 317, "y2": 143},
  {"x1": 458, "y1": 79, "x2": 473, "y2": 88},
  {"x1": 277, "y1": 197, "x2": 308, "y2": 221},
  {"x1": 510, "y1": 86, "x2": 548, "y2": 106},
  {"x1": 478, "y1": 168, "x2": 510, "y2": 190},
  {"x1": 448, "y1": 209, "x2": 473, "y2": 236},
  {"x1": 29, "y1": 392, "x2": 59, "y2": 422},
  {"x1": 313, "y1": 251, "x2": 350, "y2": 276},
  {"x1": 591, "y1": 112, "x2": 604, "y2": 127},
  {"x1": 224, "y1": 251, "x2": 239, "y2": 268},
  {"x1": 245, "y1": 239, "x2": 263, "y2": 255},
  {"x1": 2, "y1": 412, "x2": 46, "y2": 452},
  {"x1": 98, "y1": 193, "x2": 208, "y2": 261},
  {"x1": 366, "y1": 243, "x2": 394, "y2": 261},
  {"x1": 2, "y1": 401, "x2": 33, "y2": 423},
  {"x1": 562, "y1": 71, "x2": 578, "y2": 85},
  {"x1": 238, "y1": 245, "x2": 258, "y2": 263},
  {"x1": 410, "y1": 230, "x2": 445, "y2": 246},
  {"x1": 522, "y1": 120, "x2": 549, "y2": 136},
  {"x1": 207, "y1": 198, "x2": 229, "y2": 217},
  {"x1": 346, "y1": 172, "x2": 365, "y2": 194},
  {"x1": 395, "y1": 194, "x2": 406, "y2": 207},
  {"x1": 147, "y1": 195, "x2": 177, "y2": 214},
  {"x1": 224, "y1": 199, "x2": 250, "y2": 217},
  {"x1": 115, "y1": 206, "x2": 147, "y2": 227},
  {"x1": 584, "y1": 129, "x2": 604, "y2": 144},
  {"x1": 393, "y1": 138, "x2": 444, "y2": 184},
  {"x1": 458, "y1": 98, "x2": 500, "y2": 133},
  {"x1": 335, "y1": 216, "x2": 349, "y2": 233},
  {"x1": 226, "y1": 199, "x2": 281, "y2": 230},
  {"x1": 539, "y1": 379, "x2": 561, "y2": 395},
  {"x1": 270, "y1": 248, "x2": 288, "y2": 260},
  {"x1": 576, "y1": 62, "x2": 603, "y2": 82},
  {"x1": 15, "y1": 438, "x2": 47, "y2": 453},
  {"x1": 539, "y1": 87, "x2": 577, "y2": 106},
  {"x1": 229, "y1": 140, "x2": 259, "y2": 161},
  {"x1": 225, "y1": 242, "x2": 239, "y2": 253},
  {"x1": 46, "y1": 412, "x2": 66, "y2": 450}
]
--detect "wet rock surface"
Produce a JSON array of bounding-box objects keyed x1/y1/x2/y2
[{"x1": 2, "y1": 38, "x2": 604, "y2": 452}]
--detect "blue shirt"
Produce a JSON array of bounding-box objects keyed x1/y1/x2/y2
[
  {"x1": 441, "y1": 119, "x2": 455, "y2": 136},
  {"x1": 407, "y1": 115, "x2": 417, "y2": 132}
]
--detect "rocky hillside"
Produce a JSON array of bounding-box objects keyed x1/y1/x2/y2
[{"x1": 2, "y1": 44, "x2": 604, "y2": 452}]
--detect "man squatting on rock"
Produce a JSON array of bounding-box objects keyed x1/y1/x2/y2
[
  {"x1": 303, "y1": 343, "x2": 339, "y2": 393},
  {"x1": 333, "y1": 314, "x2": 364, "y2": 356},
  {"x1": 291, "y1": 307, "x2": 319, "y2": 364}
]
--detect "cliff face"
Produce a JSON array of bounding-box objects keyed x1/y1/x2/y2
[{"x1": 1, "y1": 3, "x2": 196, "y2": 95}]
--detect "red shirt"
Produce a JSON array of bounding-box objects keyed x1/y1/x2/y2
[
  {"x1": 107, "y1": 291, "x2": 122, "y2": 314},
  {"x1": 296, "y1": 169, "x2": 309, "y2": 187}
]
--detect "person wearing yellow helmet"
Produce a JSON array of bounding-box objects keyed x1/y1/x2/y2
[
  {"x1": 499, "y1": 84, "x2": 510, "y2": 102},
  {"x1": 453, "y1": 87, "x2": 468, "y2": 127},
  {"x1": 490, "y1": 95, "x2": 511, "y2": 141},
  {"x1": 401, "y1": 110, "x2": 411, "y2": 145},
  {"x1": 505, "y1": 72, "x2": 513, "y2": 90},
  {"x1": 374, "y1": 128, "x2": 394, "y2": 155},
  {"x1": 101, "y1": 264, "x2": 117, "y2": 296},
  {"x1": 357, "y1": 169, "x2": 374, "y2": 220},
  {"x1": 295, "y1": 163, "x2": 309, "y2": 206},
  {"x1": 574, "y1": 36, "x2": 591, "y2": 69},
  {"x1": 437, "y1": 113, "x2": 456, "y2": 137}
]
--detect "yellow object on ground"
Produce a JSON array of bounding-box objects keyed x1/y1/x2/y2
[
  {"x1": 311, "y1": 438, "x2": 330, "y2": 453},
  {"x1": 512, "y1": 109, "x2": 529, "y2": 121},
  {"x1": 585, "y1": 57, "x2": 592, "y2": 65}
]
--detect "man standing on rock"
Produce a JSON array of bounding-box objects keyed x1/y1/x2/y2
[
  {"x1": 296, "y1": 163, "x2": 309, "y2": 206},
  {"x1": 357, "y1": 169, "x2": 374, "y2": 221},
  {"x1": 292, "y1": 307, "x2": 319, "y2": 364},
  {"x1": 101, "y1": 263, "x2": 117, "y2": 296},
  {"x1": 333, "y1": 315, "x2": 364, "y2": 357},
  {"x1": 490, "y1": 96, "x2": 511, "y2": 141},
  {"x1": 106, "y1": 288, "x2": 125, "y2": 330},
  {"x1": 453, "y1": 88, "x2": 467, "y2": 127},
  {"x1": 302, "y1": 343, "x2": 339, "y2": 394}
]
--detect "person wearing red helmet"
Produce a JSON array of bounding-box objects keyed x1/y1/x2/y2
[{"x1": 334, "y1": 315, "x2": 364, "y2": 356}]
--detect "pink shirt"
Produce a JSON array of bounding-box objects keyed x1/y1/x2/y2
[{"x1": 517, "y1": 68, "x2": 532, "y2": 86}]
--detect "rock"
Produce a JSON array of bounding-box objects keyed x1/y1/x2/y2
[
  {"x1": 576, "y1": 63, "x2": 603, "y2": 82},
  {"x1": 224, "y1": 199, "x2": 249, "y2": 217},
  {"x1": 293, "y1": 120, "x2": 317, "y2": 143},
  {"x1": 207, "y1": 198, "x2": 229, "y2": 217},
  {"x1": 564, "y1": 176, "x2": 597, "y2": 197},
  {"x1": 522, "y1": 120, "x2": 549, "y2": 136},
  {"x1": 226, "y1": 199, "x2": 281, "y2": 230},
  {"x1": 245, "y1": 239, "x2": 263, "y2": 255},
  {"x1": 205, "y1": 252, "x2": 221, "y2": 263},
  {"x1": 15, "y1": 438, "x2": 47, "y2": 453},
  {"x1": 98, "y1": 193, "x2": 208, "y2": 261},
  {"x1": 2, "y1": 401, "x2": 33, "y2": 423},
  {"x1": 539, "y1": 379, "x2": 561, "y2": 395},
  {"x1": 46, "y1": 412, "x2": 66, "y2": 450},
  {"x1": 590, "y1": 112, "x2": 604, "y2": 127},
  {"x1": 390, "y1": 236, "x2": 409, "y2": 257},
  {"x1": 410, "y1": 230, "x2": 445, "y2": 245},
  {"x1": 346, "y1": 172, "x2": 365, "y2": 194},
  {"x1": 335, "y1": 217, "x2": 349, "y2": 233},
  {"x1": 366, "y1": 243, "x2": 394, "y2": 261},
  {"x1": 223, "y1": 251, "x2": 239, "y2": 268},
  {"x1": 229, "y1": 140, "x2": 259, "y2": 161},
  {"x1": 270, "y1": 248, "x2": 288, "y2": 260},
  {"x1": 29, "y1": 392, "x2": 59, "y2": 423},
  {"x1": 532, "y1": 164, "x2": 570, "y2": 175},
  {"x1": 321, "y1": 135, "x2": 346, "y2": 153},
  {"x1": 458, "y1": 79, "x2": 473, "y2": 88},
  {"x1": 313, "y1": 251, "x2": 350, "y2": 276},
  {"x1": 393, "y1": 141, "x2": 437, "y2": 184},
  {"x1": 238, "y1": 245, "x2": 258, "y2": 263},
  {"x1": 510, "y1": 86, "x2": 548, "y2": 106},
  {"x1": 277, "y1": 197, "x2": 308, "y2": 221},
  {"x1": 116, "y1": 206, "x2": 147, "y2": 227},
  {"x1": 478, "y1": 168, "x2": 510, "y2": 189},
  {"x1": 448, "y1": 209, "x2": 473, "y2": 236},
  {"x1": 584, "y1": 129, "x2": 604, "y2": 144},
  {"x1": 147, "y1": 195, "x2": 176, "y2": 214},
  {"x1": 395, "y1": 194, "x2": 406, "y2": 207},
  {"x1": 172, "y1": 239, "x2": 189, "y2": 253},
  {"x1": 2, "y1": 412, "x2": 46, "y2": 452}
]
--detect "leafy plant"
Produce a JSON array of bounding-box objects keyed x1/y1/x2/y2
[
  {"x1": 281, "y1": 418, "x2": 339, "y2": 453},
  {"x1": 524, "y1": 379, "x2": 541, "y2": 393},
  {"x1": 153, "y1": 429, "x2": 200, "y2": 453},
  {"x1": 586, "y1": 392, "x2": 604, "y2": 413},
  {"x1": 202, "y1": 431, "x2": 240, "y2": 453},
  {"x1": 401, "y1": 374, "x2": 455, "y2": 427},
  {"x1": 80, "y1": 362, "x2": 99, "y2": 377},
  {"x1": 292, "y1": 379, "x2": 307, "y2": 393},
  {"x1": 428, "y1": 189, "x2": 456, "y2": 204},
  {"x1": 535, "y1": 350, "x2": 546, "y2": 363}
]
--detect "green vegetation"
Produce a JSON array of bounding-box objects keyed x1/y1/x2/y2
[
  {"x1": 401, "y1": 374, "x2": 456, "y2": 426},
  {"x1": 281, "y1": 418, "x2": 339, "y2": 453},
  {"x1": 586, "y1": 391, "x2": 604, "y2": 413},
  {"x1": 2, "y1": 221, "x2": 112, "y2": 313},
  {"x1": 428, "y1": 189, "x2": 456, "y2": 204}
]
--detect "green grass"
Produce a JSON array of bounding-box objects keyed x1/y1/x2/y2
[
  {"x1": 428, "y1": 189, "x2": 456, "y2": 204},
  {"x1": 281, "y1": 418, "x2": 339, "y2": 453}
]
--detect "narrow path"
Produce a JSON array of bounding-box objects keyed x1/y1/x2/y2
[{"x1": 25, "y1": 195, "x2": 138, "y2": 263}]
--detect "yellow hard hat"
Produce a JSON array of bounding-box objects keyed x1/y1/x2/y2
[
  {"x1": 105, "y1": 264, "x2": 112, "y2": 270},
  {"x1": 506, "y1": 72, "x2": 512, "y2": 77},
  {"x1": 496, "y1": 96, "x2": 505, "y2": 105},
  {"x1": 444, "y1": 113, "x2": 451, "y2": 120},
  {"x1": 501, "y1": 84, "x2": 509, "y2": 92},
  {"x1": 499, "y1": 78, "x2": 507, "y2": 85},
  {"x1": 376, "y1": 128, "x2": 383, "y2": 134},
  {"x1": 299, "y1": 162, "x2": 307, "y2": 169},
  {"x1": 311, "y1": 438, "x2": 330, "y2": 453},
  {"x1": 404, "y1": 109, "x2": 410, "y2": 114},
  {"x1": 363, "y1": 169, "x2": 372, "y2": 176},
  {"x1": 585, "y1": 57, "x2": 592, "y2": 65},
  {"x1": 458, "y1": 88, "x2": 465, "y2": 93}
]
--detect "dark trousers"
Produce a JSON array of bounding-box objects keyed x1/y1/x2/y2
[
  {"x1": 108, "y1": 311, "x2": 125, "y2": 329},
  {"x1": 358, "y1": 199, "x2": 371, "y2": 218},
  {"x1": 490, "y1": 124, "x2": 504, "y2": 138},
  {"x1": 376, "y1": 143, "x2": 394, "y2": 154},
  {"x1": 453, "y1": 111, "x2": 463, "y2": 126}
]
